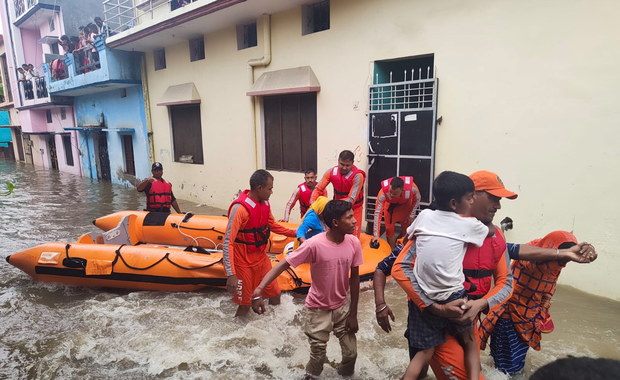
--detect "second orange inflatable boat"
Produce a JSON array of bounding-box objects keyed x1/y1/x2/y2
[{"x1": 93, "y1": 211, "x2": 295, "y2": 254}]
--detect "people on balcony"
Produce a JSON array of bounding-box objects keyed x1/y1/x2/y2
[
  {"x1": 59, "y1": 35, "x2": 75, "y2": 55},
  {"x1": 171, "y1": 0, "x2": 190, "y2": 11},
  {"x1": 94, "y1": 17, "x2": 111, "y2": 38},
  {"x1": 86, "y1": 23, "x2": 101, "y2": 70},
  {"x1": 28, "y1": 64, "x2": 47, "y2": 98},
  {"x1": 19, "y1": 65, "x2": 34, "y2": 100}
]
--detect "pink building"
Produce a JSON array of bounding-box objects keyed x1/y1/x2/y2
[{"x1": 0, "y1": 0, "x2": 104, "y2": 175}]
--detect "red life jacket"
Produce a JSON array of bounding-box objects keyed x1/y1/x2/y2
[
  {"x1": 380, "y1": 176, "x2": 418, "y2": 205},
  {"x1": 329, "y1": 165, "x2": 366, "y2": 207},
  {"x1": 462, "y1": 226, "x2": 506, "y2": 298},
  {"x1": 228, "y1": 190, "x2": 271, "y2": 253},
  {"x1": 297, "y1": 183, "x2": 313, "y2": 215},
  {"x1": 147, "y1": 179, "x2": 173, "y2": 211}
]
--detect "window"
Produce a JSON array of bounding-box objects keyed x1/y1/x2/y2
[
  {"x1": 154, "y1": 48, "x2": 166, "y2": 71},
  {"x1": 49, "y1": 18, "x2": 55, "y2": 32},
  {"x1": 50, "y1": 42, "x2": 59, "y2": 55},
  {"x1": 302, "y1": 1, "x2": 330, "y2": 35},
  {"x1": 62, "y1": 135, "x2": 74, "y2": 166},
  {"x1": 170, "y1": 104, "x2": 204, "y2": 164},
  {"x1": 189, "y1": 37, "x2": 205, "y2": 61},
  {"x1": 1, "y1": 55, "x2": 13, "y2": 102},
  {"x1": 263, "y1": 93, "x2": 317, "y2": 172},
  {"x1": 60, "y1": 107, "x2": 66, "y2": 120},
  {"x1": 122, "y1": 134, "x2": 135, "y2": 175},
  {"x1": 236, "y1": 21, "x2": 257, "y2": 50},
  {"x1": 46, "y1": 109, "x2": 53, "y2": 123},
  {"x1": 120, "y1": 88, "x2": 127, "y2": 98}
]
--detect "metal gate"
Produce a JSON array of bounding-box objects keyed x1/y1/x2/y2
[{"x1": 366, "y1": 64, "x2": 438, "y2": 226}]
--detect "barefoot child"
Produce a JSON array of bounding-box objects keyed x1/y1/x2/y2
[
  {"x1": 252, "y1": 200, "x2": 363, "y2": 378},
  {"x1": 402, "y1": 171, "x2": 490, "y2": 380}
]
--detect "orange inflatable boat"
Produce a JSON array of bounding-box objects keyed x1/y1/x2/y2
[
  {"x1": 93, "y1": 211, "x2": 294, "y2": 254},
  {"x1": 92, "y1": 211, "x2": 392, "y2": 282},
  {"x1": 7, "y1": 212, "x2": 392, "y2": 292},
  {"x1": 6, "y1": 242, "x2": 304, "y2": 292}
]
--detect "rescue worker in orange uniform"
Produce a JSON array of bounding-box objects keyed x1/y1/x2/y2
[
  {"x1": 136, "y1": 162, "x2": 181, "y2": 213},
  {"x1": 479, "y1": 231, "x2": 597, "y2": 375},
  {"x1": 280, "y1": 168, "x2": 327, "y2": 222},
  {"x1": 311, "y1": 150, "x2": 366, "y2": 237},
  {"x1": 371, "y1": 176, "x2": 421, "y2": 249},
  {"x1": 223, "y1": 169, "x2": 296, "y2": 317},
  {"x1": 392, "y1": 170, "x2": 516, "y2": 380}
]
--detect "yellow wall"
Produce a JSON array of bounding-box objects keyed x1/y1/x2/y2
[{"x1": 143, "y1": 0, "x2": 620, "y2": 299}]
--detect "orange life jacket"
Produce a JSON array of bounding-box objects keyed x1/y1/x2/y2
[
  {"x1": 297, "y1": 183, "x2": 313, "y2": 215},
  {"x1": 329, "y1": 165, "x2": 366, "y2": 207},
  {"x1": 228, "y1": 190, "x2": 271, "y2": 253},
  {"x1": 380, "y1": 176, "x2": 418, "y2": 205},
  {"x1": 479, "y1": 231, "x2": 578, "y2": 350},
  {"x1": 147, "y1": 179, "x2": 173, "y2": 211},
  {"x1": 462, "y1": 226, "x2": 506, "y2": 298}
]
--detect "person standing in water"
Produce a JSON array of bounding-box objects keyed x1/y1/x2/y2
[
  {"x1": 281, "y1": 168, "x2": 327, "y2": 222},
  {"x1": 223, "y1": 169, "x2": 296, "y2": 317},
  {"x1": 136, "y1": 162, "x2": 181, "y2": 213},
  {"x1": 252, "y1": 200, "x2": 362, "y2": 378},
  {"x1": 310, "y1": 150, "x2": 366, "y2": 237}
]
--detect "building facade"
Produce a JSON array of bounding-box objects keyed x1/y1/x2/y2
[
  {"x1": 43, "y1": 35, "x2": 150, "y2": 185},
  {"x1": 0, "y1": 0, "x2": 107, "y2": 175},
  {"x1": 0, "y1": 0, "x2": 151, "y2": 185},
  {"x1": 104, "y1": 0, "x2": 618, "y2": 299}
]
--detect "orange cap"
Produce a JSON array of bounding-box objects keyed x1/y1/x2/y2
[{"x1": 469, "y1": 170, "x2": 518, "y2": 199}]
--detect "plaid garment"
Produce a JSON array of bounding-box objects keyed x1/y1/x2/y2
[{"x1": 407, "y1": 288, "x2": 470, "y2": 350}]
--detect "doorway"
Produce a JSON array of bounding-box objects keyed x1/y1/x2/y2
[
  {"x1": 48, "y1": 136, "x2": 58, "y2": 170},
  {"x1": 94, "y1": 132, "x2": 111, "y2": 181},
  {"x1": 366, "y1": 54, "x2": 438, "y2": 228}
]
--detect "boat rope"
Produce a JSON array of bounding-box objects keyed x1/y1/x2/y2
[
  {"x1": 284, "y1": 266, "x2": 309, "y2": 287},
  {"x1": 172, "y1": 223, "x2": 222, "y2": 249},
  {"x1": 113, "y1": 245, "x2": 222, "y2": 271},
  {"x1": 171, "y1": 224, "x2": 226, "y2": 234},
  {"x1": 62, "y1": 243, "x2": 87, "y2": 269}
]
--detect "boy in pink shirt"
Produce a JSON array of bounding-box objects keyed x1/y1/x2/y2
[{"x1": 252, "y1": 200, "x2": 363, "y2": 378}]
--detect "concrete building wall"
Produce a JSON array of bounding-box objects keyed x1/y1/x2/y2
[{"x1": 74, "y1": 85, "x2": 150, "y2": 185}]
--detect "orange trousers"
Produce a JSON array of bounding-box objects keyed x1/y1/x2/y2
[
  {"x1": 428, "y1": 330, "x2": 485, "y2": 380},
  {"x1": 382, "y1": 202, "x2": 413, "y2": 238},
  {"x1": 353, "y1": 205, "x2": 363, "y2": 238}
]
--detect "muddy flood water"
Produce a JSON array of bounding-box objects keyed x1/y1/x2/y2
[{"x1": 0, "y1": 160, "x2": 618, "y2": 379}]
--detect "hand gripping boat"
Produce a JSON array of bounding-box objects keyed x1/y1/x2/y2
[{"x1": 6, "y1": 212, "x2": 392, "y2": 292}]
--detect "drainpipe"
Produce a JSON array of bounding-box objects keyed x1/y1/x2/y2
[
  {"x1": 248, "y1": 14, "x2": 271, "y2": 170},
  {"x1": 140, "y1": 53, "x2": 156, "y2": 164}
]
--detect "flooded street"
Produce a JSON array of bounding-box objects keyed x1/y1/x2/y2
[{"x1": 0, "y1": 160, "x2": 618, "y2": 379}]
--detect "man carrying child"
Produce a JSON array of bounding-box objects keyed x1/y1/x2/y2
[
  {"x1": 402, "y1": 171, "x2": 490, "y2": 380},
  {"x1": 393, "y1": 170, "x2": 516, "y2": 380}
]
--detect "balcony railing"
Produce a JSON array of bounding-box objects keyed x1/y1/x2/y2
[
  {"x1": 43, "y1": 35, "x2": 142, "y2": 96},
  {"x1": 18, "y1": 76, "x2": 49, "y2": 103},
  {"x1": 103, "y1": 0, "x2": 199, "y2": 35},
  {"x1": 14, "y1": 0, "x2": 37, "y2": 18},
  {"x1": 72, "y1": 46, "x2": 101, "y2": 77}
]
